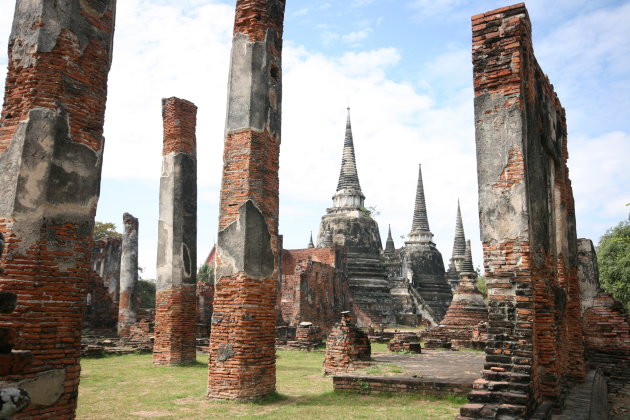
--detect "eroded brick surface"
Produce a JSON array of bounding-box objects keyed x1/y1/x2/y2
[
  {"x1": 0, "y1": 2, "x2": 116, "y2": 418},
  {"x1": 462, "y1": 3, "x2": 585, "y2": 418},
  {"x1": 279, "y1": 247, "x2": 350, "y2": 335},
  {"x1": 207, "y1": 0, "x2": 285, "y2": 401},
  {"x1": 323, "y1": 312, "x2": 371, "y2": 375},
  {"x1": 153, "y1": 97, "x2": 198, "y2": 366}
]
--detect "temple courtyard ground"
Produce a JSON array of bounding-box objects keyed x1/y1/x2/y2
[{"x1": 76, "y1": 345, "x2": 467, "y2": 419}]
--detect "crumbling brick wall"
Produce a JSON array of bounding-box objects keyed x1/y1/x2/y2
[
  {"x1": 460, "y1": 4, "x2": 585, "y2": 418},
  {"x1": 196, "y1": 281, "x2": 214, "y2": 337},
  {"x1": 85, "y1": 237, "x2": 122, "y2": 330},
  {"x1": 323, "y1": 312, "x2": 371, "y2": 375},
  {"x1": 0, "y1": 1, "x2": 116, "y2": 418},
  {"x1": 578, "y1": 238, "x2": 630, "y2": 393},
  {"x1": 279, "y1": 247, "x2": 350, "y2": 335}
]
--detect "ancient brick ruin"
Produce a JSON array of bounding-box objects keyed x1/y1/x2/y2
[
  {"x1": 447, "y1": 201, "x2": 467, "y2": 291},
  {"x1": 86, "y1": 237, "x2": 121, "y2": 330},
  {"x1": 279, "y1": 246, "x2": 350, "y2": 335},
  {"x1": 423, "y1": 241, "x2": 488, "y2": 351},
  {"x1": 459, "y1": 4, "x2": 586, "y2": 417},
  {"x1": 118, "y1": 212, "x2": 139, "y2": 337},
  {"x1": 316, "y1": 109, "x2": 394, "y2": 327},
  {"x1": 207, "y1": 0, "x2": 286, "y2": 400},
  {"x1": 0, "y1": 1, "x2": 116, "y2": 417},
  {"x1": 153, "y1": 97, "x2": 198, "y2": 366},
  {"x1": 578, "y1": 238, "x2": 630, "y2": 393},
  {"x1": 401, "y1": 165, "x2": 453, "y2": 320},
  {"x1": 323, "y1": 312, "x2": 371, "y2": 375}
]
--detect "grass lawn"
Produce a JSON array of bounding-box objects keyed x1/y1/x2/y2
[{"x1": 77, "y1": 348, "x2": 465, "y2": 419}]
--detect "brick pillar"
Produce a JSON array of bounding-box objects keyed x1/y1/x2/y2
[
  {"x1": 118, "y1": 213, "x2": 139, "y2": 337},
  {"x1": 207, "y1": 0, "x2": 285, "y2": 401},
  {"x1": 459, "y1": 4, "x2": 585, "y2": 419},
  {"x1": 153, "y1": 97, "x2": 198, "y2": 366},
  {"x1": 0, "y1": 1, "x2": 116, "y2": 417}
]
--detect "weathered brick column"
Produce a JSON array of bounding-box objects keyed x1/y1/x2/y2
[
  {"x1": 0, "y1": 1, "x2": 116, "y2": 418},
  {"x1": 118, "y1": 213, "x2": 139, "y2": 337},
  {"x1": 207, "y1": 0, "x2": 285, "y2": 401},
  {"x1": 459, "y1": 4, "x2": 585, "y2": 418},
  {"x1": 153, "y1": 97, "x2": 198, "y2": 366}
]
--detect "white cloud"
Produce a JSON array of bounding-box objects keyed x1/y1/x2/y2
[{"x1": 342, "y1": 29, "x2": 371, "y2": 44}]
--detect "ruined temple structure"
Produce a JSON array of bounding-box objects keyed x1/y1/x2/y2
[
  {"x1": 316, "y1": 108, "x2": 394, "y2": 327},
  {"x1": 322, "y1": 312, "x2": 371, "y2": 375},
  {"x1": 578, "y1": 238, "x2": 630, "y2": 393},
  {"x1": 446, "y1": 201, "x2": 467, "y2": 291},
  {"x1": 279, "y1": 246, "x2": 351, "y2": 335},
  {"x1": 208, "y1": 0, "x2": 285, "y2": 401},
  {"x1": 118, "y1": 213, "x2": 139, "y2": 337},
  {"x1": 401, "y1": 165, "x2": 453, "y2": 322},
  {"x1": 459, "y1": 4, "x2": 587, "y2": 418},
  {"x1": 0, "y1": 1, "x2": 116, "y2": 417},
  {"x1": 86, "y1": 237, "x2": 122, "y2": 330},
  {"x1": 423, "y1": 240, "x2": 488, "y2": 351},
  {"x1": 153, "y1": 97, "x2": 198, "y2": 366}
]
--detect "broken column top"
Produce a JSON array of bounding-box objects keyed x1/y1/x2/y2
[
  {"x1": 123, "y1": 212, "x2": 138, "y2": 230},
  {"x1": 233, "y1": 0, "x2": 286, "y2": 41},
  {"x1": 162, "y1": 97, "x2": 197, "y2": 156}
]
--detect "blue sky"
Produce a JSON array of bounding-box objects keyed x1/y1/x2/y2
[{"x1": 1, "y1": 1, "x2": 629, "y2": 278}]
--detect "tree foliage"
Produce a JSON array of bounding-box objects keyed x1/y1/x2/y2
[
  {"x1": 198, "y1": 263, "x2": 214, "y2": 284},
  {"x1": 597, "y1": 217, "x2": 630, "y2": 312},
  {"x1": 137, "y1": 279, "x2": 156, "y2": 309},
  {"x1": 93, "y1": 221, "x2": 122, "y2": 241}
]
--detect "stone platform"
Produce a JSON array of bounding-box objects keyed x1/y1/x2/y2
[{"x1": 333, "y1": 350, "x2": 484, "y2": 397}]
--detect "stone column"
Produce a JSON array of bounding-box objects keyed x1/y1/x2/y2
[
  {"x1": 459, "y1": 4, "x2": 585, "y2": 418},
  {"x1": 0, "y1": 1, "x2": 116, "y2": 417},
  {"x1": 153, "y1": 97, "x2": 198, "y2": 365},
  {"x1": 118, "y1": 213, "x2": 139, "y2": 337},
  {"x1": 207, "y1": 0, "x2": 285, "y2": 401}
]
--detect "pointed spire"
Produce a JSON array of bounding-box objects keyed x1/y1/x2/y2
[
  {"x1": 460, "y1": 240, "x2": 476, "y2": 276},
  {"x1": 336, "y1": 108, "x2": 362, "y2": 192},
  {"x1": 451, "y1": 200, "x2": 466, "y2": 258},
  {"x1": 331, "y1": 108, "x2": 365, "y2": 210},
  {"x1": 411, "y1": 164, "x2": 430, "y2": 232},
  {"x1": 307, "y1": 232, "x2": 314, "y2": 248},
  {"x1": 384, "y1": 224, "x2": 396, "y2": 254}
]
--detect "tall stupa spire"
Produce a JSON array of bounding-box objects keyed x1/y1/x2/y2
[
  {"x1": 460, "y1": 240, "x2": 476, "y2": 277},
  {"x1": 408, "y1": 164, "x2": 433, "y2": 243},
  {"x1": 384, "y1": 224, "x2": 396, "y2": 254},
  {"x1": 332, "y1": 108, "x2": 365, "y2": 209},
  {"x1": 451, "y1": 200, "x2": 466, "y2": 259}
]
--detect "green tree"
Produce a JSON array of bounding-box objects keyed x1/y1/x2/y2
[
  {"x1": 137, "y1": 279, "x2": 156, "y2": 308},
  {"x1": 597, "y1": 217, "x2": 630, "y2": 312},
  {"x1": 197, "y1": 263, "x2": 214, "y2": 284},
  {"x1": 92, "y1": 221, "x2": 122, "y2": 241}
]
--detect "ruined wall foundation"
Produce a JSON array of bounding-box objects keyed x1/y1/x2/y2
[
  {"x1": 207, "y1": 0, "x2": 285, "y2": 401},
  {"x1": 0, "y1": 1, "x2": 116, "y2": 417}
]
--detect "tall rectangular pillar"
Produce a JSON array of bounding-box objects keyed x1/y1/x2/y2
[
  {"x1": 153, "y1": 97, "x2": 198, "y2": 365},
  {"x1": 207, "y1": 0, "x2": 285, "y2": 401},
  {"x1": 0, "y1": 1, "x2": 116, "y2": 417},
  {"x1": 459, "y1": 4, "x2": 585, "y2": 418},
  {"x1": 118, "y1": 212, "x2": 139, "y2": 337}
]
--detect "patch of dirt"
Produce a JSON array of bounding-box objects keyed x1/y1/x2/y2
[{"x1": 130, "y1": 411, "x2": 173, "y2": 417}]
